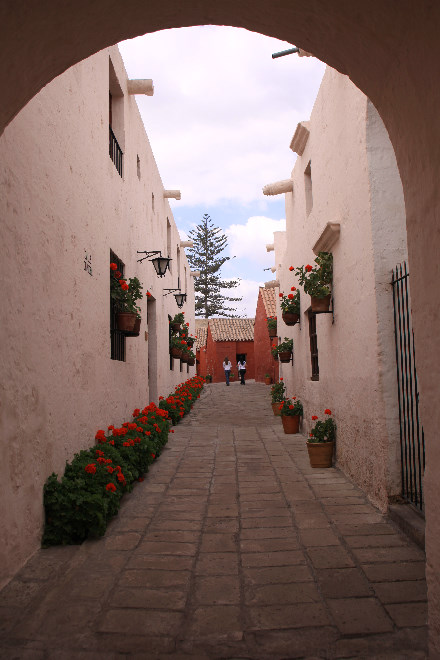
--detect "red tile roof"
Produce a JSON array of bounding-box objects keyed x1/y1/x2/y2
[
  {"x1": 260, "y1": 287, "x2": 277, "y2": 317},
  {"x1": 209, "y1": 317, "x2": 255, "y2": 342}
]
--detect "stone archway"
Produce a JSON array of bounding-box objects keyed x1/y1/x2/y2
[{"x1": 1, "y1": 0, "x2": 439, "y2": 652}]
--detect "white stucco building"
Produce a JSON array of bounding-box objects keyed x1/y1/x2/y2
[
  {"x1": 0, "y1": 45, "x2": 195, "y2": 586},
  {"x1": 265, "y1": 67, "x2": 410, "y2": 512}
]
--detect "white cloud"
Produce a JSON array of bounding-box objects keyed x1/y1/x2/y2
[
  {"x1": 119, "y1": 27, "x2": 325, "y2": 206},
  {"x1": 222, "y1": 277, "x2": 264, "y2": 318},
  {"x1": 227, "y1": 215, "x2": 286, "y2": 263}
]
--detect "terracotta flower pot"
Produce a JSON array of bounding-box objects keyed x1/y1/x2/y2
[
  {"x1": 188, "y1": 357, "x2": 195, "y2": 366},
  {"x1": 171, "y1": 322, "x2": 181, "y2": 332},
  {"x1": 272, "y1": 402, "x2": 282, "y2": 416},
  {"x1": 282, "y1": 312, "x2": 299, "y2": 326},
  {"x1": 310, "y1": 294, "x2": 331, "y2": 313},
  {"x1": 124, "y1": 316, "x2": 141, "y2": 337},
  {"x1": 268, "y1": 326, "x2": 277, "y2": 338},
  {"x1": 278, "y1": 351, "x2": 292, "y2": 363},
  {"x1": 306, "y1": 441, "x2": 334, "y2": 468},
  {"x1": 264, "y1": 376, "x2": 271, "y2": 385},
  {"x1": 170, "y1": 347, "x2": 182, "y2": 358},
  {"x1": 116, "y1": 312, "x2": 137, "y2": 332},
  {"x1": 281, "y1": 414, "x2": 300, "y2": 434},
  {"x1": 181, "y1": 354, "x2": 188, "y2": 363}
]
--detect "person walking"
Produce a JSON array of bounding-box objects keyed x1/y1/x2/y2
[
  {"x1": 238, "y1": 358, "x2": 246, "y2": 385},
  {"x1": 223, "y1": 357, "x2": 232, "y2": 386}
]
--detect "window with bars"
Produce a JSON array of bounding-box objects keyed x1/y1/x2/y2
[
  {"x1": 110, "y1": 250, "x2": 126, "y2": 361},
  {"x1": 308, "y1": 310, "x2": 319, "y2": 380}
]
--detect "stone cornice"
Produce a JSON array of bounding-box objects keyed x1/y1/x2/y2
[
  {"x1": 264, "y1": 280, "x2": 280, "y2": 289},
  {"x1": 180, "y1": 241, "x2": 194, "y2": 248},
  {"x1": 266, "y1": 243, "x2": 275, "y2": 252},
  {"x1": 313, "y1": 222, "x2": 341, "y2": 254},
  {"x1": 290, "y1": 121, "x2": 310, "y2": 155}
]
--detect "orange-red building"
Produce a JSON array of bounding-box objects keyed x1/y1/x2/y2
[
  {"x1": 253, "y1": 287, "x2": 279, "y2": 384},
  {"x1": 196, "y1": 318, "x2": 254, "y2": 383}
]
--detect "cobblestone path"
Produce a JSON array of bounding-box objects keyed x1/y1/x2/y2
[{"x1": 0, "y1": 381, "x2": 428, "y2": 658}]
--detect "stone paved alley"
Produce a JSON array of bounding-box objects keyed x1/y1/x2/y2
[{"x1": 0, "y1": 382, "x2": 428, "y2": 659}]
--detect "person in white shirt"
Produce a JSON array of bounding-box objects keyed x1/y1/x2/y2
[
  {"x1": 223, "y1": 357, "x2": 232, "y2": 386},
  {"x1": 237, "y1": 358, "x2": 246, "y2": 385}
]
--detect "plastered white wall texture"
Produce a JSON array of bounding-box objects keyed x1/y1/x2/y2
[
  {"x1": 0, "y1": 45, "x2": 195, "y2": 587},
  {"x1": 274, "y1": 67, "x2": 408, "y2": 511}
]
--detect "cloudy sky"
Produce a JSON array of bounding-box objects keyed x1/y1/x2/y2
[{"x1": 119, "y1": 26, "x2": 326, "y2": 316}]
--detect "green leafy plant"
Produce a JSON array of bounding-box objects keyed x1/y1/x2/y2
[
  {"x1": 295, "y1": 252, "x2": 333, "y2": 299},
  {"x1": 276, "y1": 337, "x2": 293, "y2": 354},
  {"x1": 279, "y1": 288, "x2": 300, "y2": 314},
  {"x1": 110, "y1": 264, "x2": 143, "y2": 317},
  {"x1": 171, "y1": 312, "x2": 185, "y2": 325},
  {"x1": 267, "y1": 316, "x2": 277, "y2": 331},
  {"x1": 309, "y1": 409, "x2": 336, "y2": 443},
  {"x1": 205, "y1": 374, "x2": 212, "y2": 382},
  {"x1": 270, "y1": 380, "x2": 286, "y2": 403}
]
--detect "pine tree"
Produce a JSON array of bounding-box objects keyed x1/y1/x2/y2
[{"x1": 186, "y1": 214, "x2": 242, "y2": 318}]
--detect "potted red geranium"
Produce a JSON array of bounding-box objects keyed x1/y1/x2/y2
[
  {"x1": 279, "y1": 397, "x2": 303, "y2": 434},
  {"x1": 307, "y1": 409, "x2": 336, "y2": 467},
  {"x1": 279, "y1": 288, "x2": 300, "y2": 325},
  {"x1": 295, "y1": 252, "x2": 333, "y2": 313}
]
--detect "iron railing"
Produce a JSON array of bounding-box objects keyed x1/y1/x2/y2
[
  {"x1": 391, "y1": 262, "x2": 425, "y2": 512},
  {"x1": 109, "y1": 126, "x2": 123, "y2": 177}
]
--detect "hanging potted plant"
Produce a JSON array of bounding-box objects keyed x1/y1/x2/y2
[
  {"x1": 170, "y1": 312, "x2": 185, "y2": 333},
  {"x1": 270, "y1": 379, "x2": 286, "y2": 416},
  {"x1": 279, "y1": 288, "x2": 300, "y2": 326},
  {"x1": 169, "y1": 335, "x2": 183, "y2": 359},
  {"x1": 110, "y1": 264, "x2": 142, "y2": 334},
  {"x1": 267, "y1": 316, "x2": 278, "y2": 338},
  {"x1": 276, "y1": 337, "x2": 293, "y2": 363},
  {"x1": 187, "y1": 349, "x2": 196, "y2": 366},
  {"x1": 271, "y1": 342, "x2": 279, "y2": 361},
  {"x1": 307, "y1": 409, "x2": 336, "y2": 468},
  {"x1": 279, "y1": 397, "x2": 303, "y2": 434},
  {"x1": 295, "y1": 252, "x2": 333, "y2": 313},
  {"x1": 179, "y1": 339, "x2": 189, "y2": 362}
]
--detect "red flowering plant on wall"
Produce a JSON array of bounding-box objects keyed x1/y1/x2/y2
[
  {"x1": 308, "y1": 409, "x2": 336, "y2": 443},
  {"x1": 42, "y1": 375, "x2": 204, "y2": 548},
  {"x1": 110, "y1": 262, "x2": 143, "y2": 318},
  {"x1": 295, "y1": 252, "x2": 333, "y2": 299},
  {"x1": 279, "y1": 288, "x2": 300, "y2": 314},
  {"x1": 266, "y1": 315, "x2": 277, "y2": 331}
]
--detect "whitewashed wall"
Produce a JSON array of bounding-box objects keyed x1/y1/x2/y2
[
  {"x1": 0, "y1": 46, "x2": 195, "y2": 586},
  {"x1": 274, "y1": 68, "x2": 407, "y2": 510}
]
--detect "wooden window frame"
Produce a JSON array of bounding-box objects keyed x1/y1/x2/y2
[
  {"x1": 110, "y1": 250, "x2": 126, "y2": 361},
  {"x1": 308, "y1": 310, "x2": 319, "y2": 380}
]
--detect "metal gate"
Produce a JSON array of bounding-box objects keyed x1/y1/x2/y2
[{"x1": 391, "y1": 262, "x2": 425, "y2": 513}]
